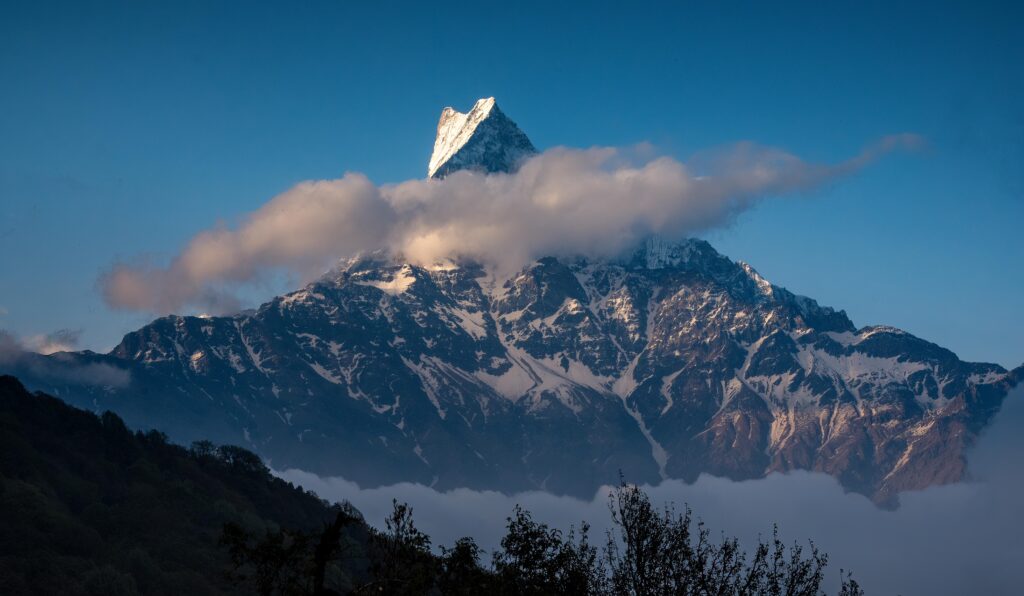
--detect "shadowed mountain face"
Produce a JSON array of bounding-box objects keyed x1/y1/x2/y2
[
  {"x1": 5, "y1": 100, "x2": 1019, "y2": 506},
  {"x1": 9, "y1": 241, "x2": 1018, "y2": 505}
]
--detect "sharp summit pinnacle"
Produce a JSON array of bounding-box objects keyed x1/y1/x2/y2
[{"x1": 427, "y1": 97, "x2": 537, "y2": 179}]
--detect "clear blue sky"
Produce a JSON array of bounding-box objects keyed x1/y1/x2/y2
[{"x1": 1, "y1": 0, "x2": 1021, "y2": 367}]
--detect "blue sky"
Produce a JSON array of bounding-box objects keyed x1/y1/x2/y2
[{"x1": 1, "y1": 0, "x2": 1021, "y2": 367}]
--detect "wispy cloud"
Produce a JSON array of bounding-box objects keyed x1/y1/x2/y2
[
  {"x1": 23, "y1": 328, "x2": 82, "y2": 355},
  {"x1": 0, "y1": 330, "x2": 130, "y2": 388},
  {"x1": 101, "y1": 136, "x2": 923, "y2": 314}
]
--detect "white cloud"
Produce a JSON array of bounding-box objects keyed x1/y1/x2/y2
[
  {"x1": 100, "y1": 174, "x2": 393, "y2": 313},
  {"x1": 101, "y1": 136, "x2": 922, "y2": 314}
]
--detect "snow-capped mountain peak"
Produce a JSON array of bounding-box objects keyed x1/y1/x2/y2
[
  {"x1": 427, "y1": 97, "x2": 537, "y2": 179},
  {"x1": 33, "y1": 237, "x2": 1012, "y2": 505},
  {"x1": 9, "y1": 98, "x2": 1019, "y2": 509}
]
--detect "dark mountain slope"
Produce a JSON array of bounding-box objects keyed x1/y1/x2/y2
[{"x1": 0, "y1": 375, "x2": 372, "y2": 596}]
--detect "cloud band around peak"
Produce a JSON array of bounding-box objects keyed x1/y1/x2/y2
[{"x1": 100, "y1": 136, "x2": 922, "y2": 314}]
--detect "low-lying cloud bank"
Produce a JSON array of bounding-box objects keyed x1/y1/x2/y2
[
  {"x1": 19, "y1": 328, "x2": 83, "y2": 355},
  {"x1": 0, "y1": 330, "x2": 130, "y2": 388},
  {"x1": 278, "y1": 387, "x2": 1023, "y2": 596},
  {"x1": 102, "y1": 136, "x2": 921, "y2": 314}
]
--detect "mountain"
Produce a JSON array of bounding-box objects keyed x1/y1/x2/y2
[
  {"x1": 0, "y1": 378, "x2": 868, "y2": 596},
  {"x1": 0, "y1": 375, "x2": 374, "y2": 595},
  {"x1": 427, "y1": 97, "x2": 536, "y2": 179},
  {"x1": 4, "y1": 100, "x2": 1019, "y2": 506}
]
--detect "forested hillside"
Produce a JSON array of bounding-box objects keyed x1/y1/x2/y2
[{"x1": 0, "y1": 375, "x2": 372, "y2": 595}]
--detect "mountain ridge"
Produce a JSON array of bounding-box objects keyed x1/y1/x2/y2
[
  {"x1": 7, "y1": 237, "x2": 1016, "y2": 505},
  {"x1": 2, "y1": 98, "x2": 1018, "y2": 507}
]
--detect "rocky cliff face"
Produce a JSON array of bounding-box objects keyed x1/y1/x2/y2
[
  {"x1": 13, "y1": 239, "x2": 1016, "y2": 504},
  {"x1": 7, "y1": 99, "x2": 1018, "y2": 506}
]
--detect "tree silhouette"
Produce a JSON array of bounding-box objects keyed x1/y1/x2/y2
[
  {"x1": 220, "y1": 484, "x2": 865, "y2": 595},
  {"x1": 438, "y1": 537, "x2": 491, "y2": 595},
  {"x1": 603, "y1": 477, "x2": 864, "y2": 595},
  {"x1": 312, "y1": 509, "x2": 363, "y2": 596},
  {"x1": 360, "y1": 499, "x2": 436, "y2": 594},
  {"x1": 492, "y1": 505, "x2": 603, "y2": 595}
]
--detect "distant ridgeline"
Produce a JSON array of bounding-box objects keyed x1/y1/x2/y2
[{"x1": 0, "y1": 375, "x2": 867, "y2": 595}]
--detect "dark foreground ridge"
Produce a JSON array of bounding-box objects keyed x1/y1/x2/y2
[
  {"x1": 0, "y1": 375, "x2": 372, "y2": 594},
  {"x1": 0, "y1": 375, "x2": 864, "y2": 595}
]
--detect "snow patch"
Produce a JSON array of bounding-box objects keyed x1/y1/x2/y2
[
  {"x1": 449, "y1": 307, "x2": 489, "y2": 340},
  {"x1": 307, "y1": 361, "x2": 342, "y2": 385},
  {"x1": 357, "y1": 265, "x2": 417, "y2": 296}
]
